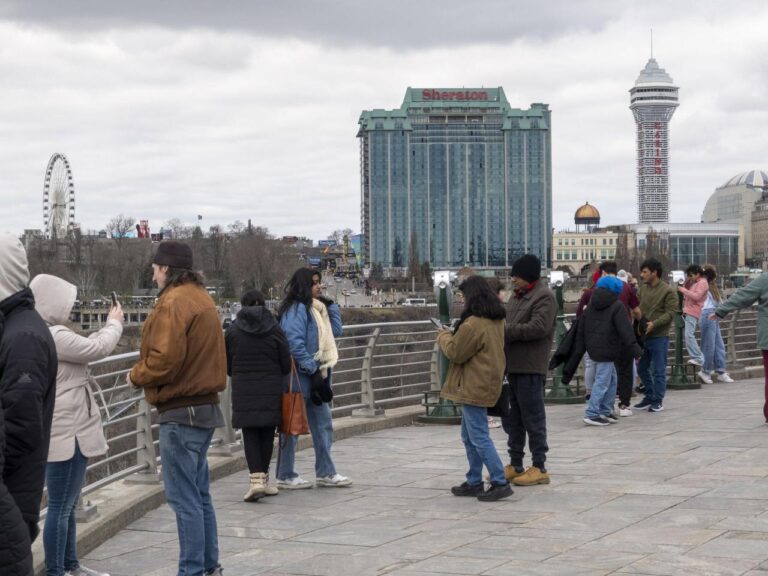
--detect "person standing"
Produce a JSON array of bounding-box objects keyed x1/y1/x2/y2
[
  {"x1": 225, "y1": 289, "x2": 291, "y2": 501},
  {"x1": 712, "y1": 272, "x2": 768, "y2": 421},
  {"x1": 276, "y1": 268, "x2": 351, "y2": 489},
  {"x1": 698, "y1": 265, "x2": 733, "y2": 384},
  {"x1": 678, "y1": 264, "x2": 708, "y2": 370},
  {"x1": 634, "y1": 258, "x2": 678, "y2": 413},
  {"x1": 128, "y1": 241, "x2": 226, "y2": 576},
  {"x1": 439, "y1": 276, "x2": 512, "y2": 502},
  {"x1": 30, "y1": 274, "x2": 123, "y2": 576},
  {"x1": 0, "y1": 234, "x2": 57, "y2": 576},
  {"x1": 502, "y1": 254, "x2": 556, "y2": 487}
]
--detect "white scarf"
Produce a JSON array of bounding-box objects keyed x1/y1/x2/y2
[{"x1": 310, "y1": 298, "x2": 338, "y2": 377}]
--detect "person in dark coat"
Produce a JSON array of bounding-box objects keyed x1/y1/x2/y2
[
  {"x1": 0, "y1": 233, "x2": 57, "y2": 576},
  {"x1": 226, "y1": 289, "x2": 291, "y2": 501}
]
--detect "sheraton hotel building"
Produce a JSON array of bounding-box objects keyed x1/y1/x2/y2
[{"x1": 358, "y1": 87, "x2": 552, "y2": 269}]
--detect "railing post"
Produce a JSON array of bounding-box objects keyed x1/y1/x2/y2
[
  {"x1": 75, "y1": 494, "x2": 98, "y2": 523},
  {"x1": 209, "y1": 377, "x2": 242, "y2": 456},
  {"x1": 726, "y1": 309, "x2": 745, "y2": 371},
  {"x1": 126, "y1": 398, "x2": 162, "y2": 484},
  {"x1": 669, "y1": 287, "x2": 700, "y2": 389},
  {"x1": 352, "y1": 328, "x2": 384, "y2": 417}
]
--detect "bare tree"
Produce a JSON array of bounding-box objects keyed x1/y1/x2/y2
[
  {"x1": 105, "y1": 214, "x2": 136, "y2": 253},
  {"x1": 164, "y1": 218, "x2": 192, "y2": 240}
]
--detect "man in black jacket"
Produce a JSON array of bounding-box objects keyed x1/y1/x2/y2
[
  {"x1": 0, "y1": 233, "x2": 58, "y2": 576},
  {"x1": 572, "y1": 276, "x2": 643, "y2": 426}
]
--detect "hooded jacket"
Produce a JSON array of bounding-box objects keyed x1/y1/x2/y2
[
  {"x1": 225, "y1": 306, "x2": 291, "y2": 429},
  {"x1": 504, "y1": 281, "x2": 557, "y2": 375},
  {"x1": 30, "y1": 274, "x2": 122, "y2": 462}
]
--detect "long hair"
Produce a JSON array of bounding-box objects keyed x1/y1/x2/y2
[
  {"x1": 702, "y1": 264, "x2": 722, "y2": 302},
  {"x1": 455, "y1": 276, "x2": 506, "y2": 330},
  {"x1": 160, "y1": 267, "x2": 204, "y2": 296},
  {"x1": 278, "y1": 268, "x2": 320, "y2": 319}
]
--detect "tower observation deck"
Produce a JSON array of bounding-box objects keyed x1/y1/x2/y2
[{"x1": 629, "y1": 58, "x2": 679, "y2": 223}]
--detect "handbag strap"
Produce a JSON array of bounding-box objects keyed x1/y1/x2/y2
[{"x1": 288, "y1": 359, "x2": 300, "y2": 393}]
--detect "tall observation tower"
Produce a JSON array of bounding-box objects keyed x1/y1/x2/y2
[{"x1": 629, "y1": 58, "x2": 679, "y2": 223}]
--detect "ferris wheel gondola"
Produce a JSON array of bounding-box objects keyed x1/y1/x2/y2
[{"x1": 43, "y1": 153, "x2": 76, "y2": 238}]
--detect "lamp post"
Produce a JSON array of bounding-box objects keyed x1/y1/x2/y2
[
  {"x1": 668, "y1": 282, "x2": 700, "y2": 389},
  {"x1": 546, "y1": 281, "x2": 585, "y2": 404}
]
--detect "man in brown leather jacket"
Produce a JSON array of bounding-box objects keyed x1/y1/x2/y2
[{"x1": 502, "y1": 254, "x2": 556, "y2": 487}]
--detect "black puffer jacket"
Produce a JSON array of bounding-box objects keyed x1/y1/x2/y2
[
  {"x1": 0, "y1": 288, "x2": 57, "y2": 574},
  {"x1": 225, "y1": 306, "x2": 291, "y2": 429}
]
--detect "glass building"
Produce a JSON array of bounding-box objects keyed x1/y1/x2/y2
[{"x1": 358, "y1": 88, "x2": 552, "y2": 269}]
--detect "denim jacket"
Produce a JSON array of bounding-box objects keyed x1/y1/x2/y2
[{"x1": 280, "y1": 301, "x2": 343, "y2": 378}]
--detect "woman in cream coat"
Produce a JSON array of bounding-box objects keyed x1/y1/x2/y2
[{"x1": 30, "y1": 274, "x2": 123, "y2": 576}]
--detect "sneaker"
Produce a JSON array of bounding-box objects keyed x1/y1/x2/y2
[
  {"x1": 315, "y1": 474, "x2": 352, "y2": 487},
  {"x1": 687, "y1": 359, "x2": 703, "y2": 366},
  {"x1": 512, "y1": 466, "x2": 551, "y2": 486},
  {"x1": 66, "y1": 567, "x2": 110, "y2": 576},
  {"x1": 649, "y1": 403, "x2": 664, "y2": 412},
  {"x1": 716, "y1": 372, "x2": 735, "y2": 383},
  {"x1": 276, "y1": 476, "x2": 313, "y2": 490},
  {"x1": 451, "y1": 481, "x2": 485, "y2": 497},
  {"x1": 583, "y1": 415, "x2": 610, "y2": 426},
  {"x1": 484, "y1": 464, "x2": 525, "y2": 483},
  {"x1": 604, "y1": 413, "x2": 619, "y2": 424},
  {"x1": 634, "y1": 398, "x2": 653, "y2": 409},
  {"x1": 477, "y1": 482, "x2": 513, "y2": 502},
  {"x1": 697, "y1": 370, "x2": 713, "y2": 384},
  {"x1": 205, "y1": 568, "x2": 223, "y2": 576},
  {"x1": 487, "y1": 416, "x2": 502, "y2": 428},
  {"x1": 618, "y1": 405, "x2": 633, "y2": 417}
]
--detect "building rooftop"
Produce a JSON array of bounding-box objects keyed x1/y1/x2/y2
[
  {"x1": 634, "y1": 58, "x2": 676, "y2": 86},
  {"x1": 720, "y1": 169, "x2": 768, "y2": 189},
  {"x1": 575, "y1": 202, "x2": 600, "y2": 221}
]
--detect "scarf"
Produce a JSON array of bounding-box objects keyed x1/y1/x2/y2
[
  {"x1": 310, "y1": 299, "x2": 339, "y2": 377},
  {"x1": 514, "y1": 279, "x2": 538, "y2": 299}
]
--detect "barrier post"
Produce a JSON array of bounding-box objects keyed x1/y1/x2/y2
[
  {"x1": 352, "y1": 328, "x2": 385, "y2": 417},
  {"x1": 669, "y1": 287, "x2": 700, "y2": 389},
  {"x1": 546, "y1": 281, "x2": 584, "y2": 404}
]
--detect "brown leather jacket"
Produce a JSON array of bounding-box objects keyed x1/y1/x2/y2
[{"x1": 130, "y1": 282, "x2": 226, "y2": 412}]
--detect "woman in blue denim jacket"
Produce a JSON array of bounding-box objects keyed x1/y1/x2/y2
[{"x1": 275, "y1": 268, "x2": 352, "y2": 489}]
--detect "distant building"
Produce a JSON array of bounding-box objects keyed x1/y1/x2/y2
[
  {"x1": 552, "y1": 203, "x2": 621, "y2": 276},
  {"x1": 629, "y1": 58, "x2": 679, "y2": 223},
  {"x1": 702, "y1": 169, "x2": 767, "y2": 261},
  {"x1": 358, "y1": 87, "x2": 552, "y2": 270}
]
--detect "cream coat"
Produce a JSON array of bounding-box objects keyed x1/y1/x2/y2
[{"x1": 30, "y1": 274, "x2": 122, "y2": 462}]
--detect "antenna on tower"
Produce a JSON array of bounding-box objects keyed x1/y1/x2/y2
[{"x1": 650, "y1": 28, "x2": 654, "y2": 58}]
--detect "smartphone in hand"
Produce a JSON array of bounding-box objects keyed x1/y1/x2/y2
[
  {"x1": 430, "y1": 318, "x2": 450, "y2": 330},
  {"x1": 111, "y1": 291, "x2": 118, "y2": 307}
]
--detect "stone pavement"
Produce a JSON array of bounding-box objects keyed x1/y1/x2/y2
[{"x1": 82, "y1": 378, "x2": 768, "y2": 576}]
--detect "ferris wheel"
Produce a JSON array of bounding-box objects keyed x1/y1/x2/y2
[{"x1": 43, "y1": 153, "x2": 76, "y2": 238}]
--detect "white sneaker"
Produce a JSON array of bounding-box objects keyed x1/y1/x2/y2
[
  {"x1": 275, "y1": 476, "x2": 313, "y2": 490},
  {"x1": 697, "y1": 371, "x2": 713, "y2": 384},
  {"x1": 618, "y1": 406, "x2": 633, "y2": 417},
  {"x1": 687, "y1": 359, "x2": 703, "y2": 366},
  {"x1": 66, "y1": 567, "x2": 110, "y2": 576},
  {"x1": 315, "y1": 474, "x2": 352, "y2": 487},
  {"x1": 716, "y1": 372, "x2": 735, "y2": 383},
  {"x1": 487, "y1": 416, "x2": 501, "y2": 428}
]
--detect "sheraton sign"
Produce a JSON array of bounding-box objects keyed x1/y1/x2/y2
[{"x1": 422, "y1": 89, "x2": 489, "y2": 101}]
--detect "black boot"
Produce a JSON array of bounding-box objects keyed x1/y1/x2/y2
[
  {"x1": 450, "y1": 482, "x2": 484, "y2": 497},
  {"x1": 477, "y1": 482, "x2": 513, "y2": 502}
]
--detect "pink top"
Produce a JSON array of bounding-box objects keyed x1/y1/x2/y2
[{"x1": 678, "y1": 276, "x2": 709, "y2": 319}]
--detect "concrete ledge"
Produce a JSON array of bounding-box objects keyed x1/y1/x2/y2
[{"x1": 32, "y1": 405, "x2": 423, "y2": 575}]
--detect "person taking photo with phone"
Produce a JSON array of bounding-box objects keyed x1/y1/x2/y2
[{"x1": 30, "y1": 274, "x2": 123, "y2": 576}]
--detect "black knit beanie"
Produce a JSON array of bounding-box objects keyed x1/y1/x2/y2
[
  {"x1": 153, "y1": 241, "x2": 193, "y2": 270},
  {"x1": 510, "y1": 254, "x2": 541, "y2": 283}
]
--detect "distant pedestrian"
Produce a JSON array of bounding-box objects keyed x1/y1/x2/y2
[
  {"x1": 635, "y1": 258, "x2": 678, "y2": 413},
  {"x1": 0, "y1": 233, "x2": 57, "y2": 576},
  {"x1": 226, "y1": 289, "x2": 291, "y2": 501},
  {"x1": 698, "y1": 265, "x2": 733, "y2": 384},
  {"x1": 439, "y1": 276, "x2": 511, "y2": 501},
  {"x1": 678, "y1": 264, "x2": 707, "y2": 370},
  {"x1": 712, "y1": 272, "x2": 768, "y2": 421},
  {"x1": 502, "y1": 254, "x2": 556, "y2": 487},
  {"x1": 30, "y1": 274, "x2": 123, "y2": 576},
  {"x1": 276, "y1": 268, "x2": 351, "y2": 489},
  {"x1": 128, "y1": 241, "x2": 226, "y2": 576}
]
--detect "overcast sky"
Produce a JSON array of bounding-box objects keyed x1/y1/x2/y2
[{"x1": 1, "y1": 1, "x2": 767, "y2": 242}]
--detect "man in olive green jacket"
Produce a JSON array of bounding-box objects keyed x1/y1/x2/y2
[
  {"x1": 714, "y1": 272, "x2": 768, "y2": 422},
  {"x1": 635, "y1": 258, "x2": 678, "y2": 413}
]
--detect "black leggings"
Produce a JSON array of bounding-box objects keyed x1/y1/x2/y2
[{"x1": 242, "y1": 426, "x2": 276, "y2": 474}]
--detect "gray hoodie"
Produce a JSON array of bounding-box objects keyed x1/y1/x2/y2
[{"x1": 0, "y1": 234, "x2": 29, "y2": 302}]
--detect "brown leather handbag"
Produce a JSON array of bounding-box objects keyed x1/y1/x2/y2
[{"x1": 280, "y1": 360, "x2": 309, "y2": 436}]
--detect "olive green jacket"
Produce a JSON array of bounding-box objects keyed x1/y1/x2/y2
[
  {"x1": 716, "y1": 273, "x2": 768, "y2": 349},
  {"x1": 438, "y1": 316, "x2": 506, "y2": 407}
]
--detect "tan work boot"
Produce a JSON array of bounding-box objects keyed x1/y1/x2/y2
[
  {"x1": 484, "y1": 465, "x2": 526, "y2": 483},
  {"x1": 244, "y1": 472, "x2": 267, "y2": 501},
  {"x1": 512, "y1": 466, "x2": 550, "y2": 486},
  {"x1": 264, "y1": 473, "x2": 278, "y2": 496}
]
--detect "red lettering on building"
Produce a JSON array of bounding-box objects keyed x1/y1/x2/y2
[{"x1": 422, "y1": 89, "x2": 489, "y2": 101}]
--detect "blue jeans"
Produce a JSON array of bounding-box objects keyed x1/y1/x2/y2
[
  {"x1": 460, "y1": 404, "x2": 507, "y2": 486},
  {"x1": 583, "y1": 352, "x2": 595, "y2": 394},
  {"x1": 638, "y1": 336, "x2": 669, "y2": 404},
  {"x1": 684, "y1": 314, "x2": 704, "y2": 364},
  {"x1": 277, "y1": 396, "x2": 336, "y2": 480},
  {"x1": 700, "y1": 308, "x2": 726, "y2": 373},
  {"x1": 44, "y1": 442, "x2": 88, "y2": 576},
  {"x1": 585, "y1": 362, "x2": 617, "y2": 419},
  {"x1": 159, "y1": 423, "x2": 220, "y2": 576}
]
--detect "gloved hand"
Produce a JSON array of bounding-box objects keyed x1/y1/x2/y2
[
  {"x1": 310, "y1": 370, "x2": 325, "y2": 406},
  {"x1": 318, "y1": 375, "x2": 334, "y2": 403}
]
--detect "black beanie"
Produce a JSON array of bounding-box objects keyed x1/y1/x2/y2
[
  {"x1": 511, "y1": 254, "x2": 541, "y2": 283},
  {"x1": 153, "y1": 241, "x2": 193, "y2": 270}
]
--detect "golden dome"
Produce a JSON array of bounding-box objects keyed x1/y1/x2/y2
[{"x1": 575, "y1": 202, "x2": 600, "y2": 221}]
